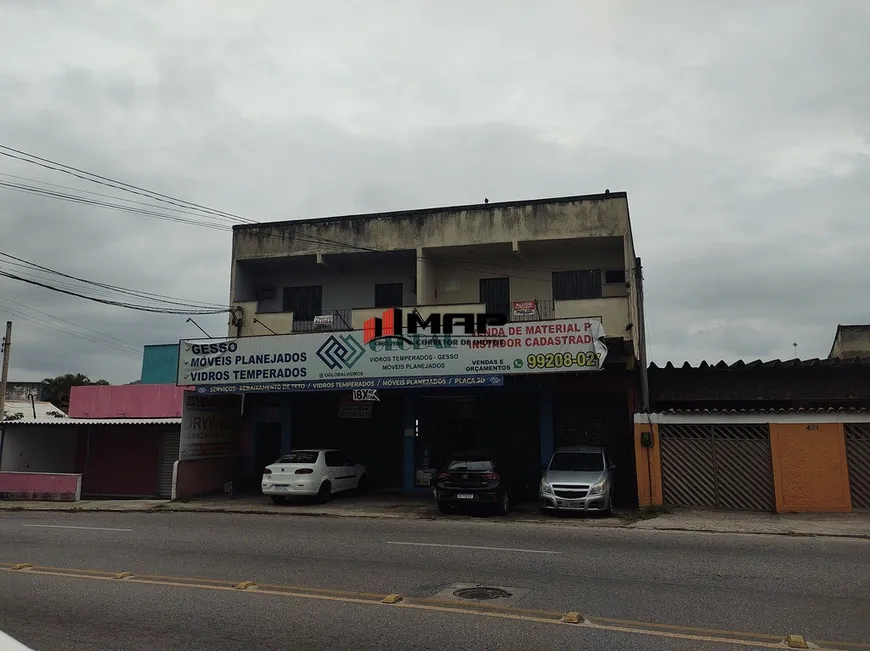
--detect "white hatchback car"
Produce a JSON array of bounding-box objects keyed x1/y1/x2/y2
[{"x1": 262, "y1": 449, "x2": 368, "y2": 504}]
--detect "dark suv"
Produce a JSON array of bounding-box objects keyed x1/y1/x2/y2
[{"x1": 433, "y1": 450, "x2": 514, "y2": 515}]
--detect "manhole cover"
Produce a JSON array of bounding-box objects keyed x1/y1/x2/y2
[{"x1": 452, "y1": 587, "x2": 513, "y2": 600}]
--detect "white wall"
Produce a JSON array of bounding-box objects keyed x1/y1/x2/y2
[
  {"x1": 426, "y1": 240, "x2": 627, "y2": 305},
  {"x1": 0, "y1": 426, "x2": 78, "y2": 473},
  {"x1": 236, "y1": 256, "x2": 416, "y2": 312}
]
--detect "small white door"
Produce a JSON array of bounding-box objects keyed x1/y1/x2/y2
[
  {"x1": 158, "y1": 431, "x2": 180, "y2": 498},
  {"x1": 324, "y1": 451, "x2": 345, "y2": 491},
  {"x1": 338, "y1": 451, "x2": 358, "y2": 492}
]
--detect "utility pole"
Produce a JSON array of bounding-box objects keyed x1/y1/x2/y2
[{"x1": 0, "y1": 320, "x2": 11, "y2": 419}]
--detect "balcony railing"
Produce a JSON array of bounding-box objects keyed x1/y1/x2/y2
[
  {"x1": 488, "y1": 300, "x2": 556, "y2": 323},
  {"x1": 292, "y1": 308, "x2": 353, "y2": 332},
  {"x1": 236, "y1": 297, "x2": 629, "y2": 339}
]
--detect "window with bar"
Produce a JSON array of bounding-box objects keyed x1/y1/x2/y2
[{"x1": 552, "y1": 270, "x2": 603, "y2": 300}]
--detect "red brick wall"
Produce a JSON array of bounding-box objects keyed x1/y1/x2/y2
[{"x1": 175, "y1": 457, "x2": 233, "y2": 500}]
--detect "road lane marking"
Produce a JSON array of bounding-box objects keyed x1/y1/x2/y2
[
  {"x1": 1, "y1": 564, "x2": 865, "y2": 651},
  {"x1": 22, "y1": 524, "x2": 132, "y2": 532},
  {"x1": 384, "y1": 541, "x2": 561, "y2": 554}
]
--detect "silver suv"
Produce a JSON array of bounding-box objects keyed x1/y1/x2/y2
[{"x1": 539, "y1": 446, "x2": 614, "y2": 514}]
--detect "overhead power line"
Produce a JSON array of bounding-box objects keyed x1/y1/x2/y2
[
  {"x1": 0, "y1": 251, "x2": 228, "y2": 310},
  {"x1": 0, "y1": 180, "x2": 232, "y2": 230},
  {"x1": 0, "y1": 144, "x2": 255, "y2": 225},
  {"x1": 0, "y1": 269, "x2": 229, "y2": 315},
  {"x1": 0, "y1": 252, "x2": 231, "y2": 316},
  {"x1": 0, "y1": 296, "x2": 142, "y2": 356},
  {"x1": 0, "y1": 294, "x2": 141, "y2": 348},
  {"x1": 1, "y1": 143, "x2": 635, "y2": 284}
]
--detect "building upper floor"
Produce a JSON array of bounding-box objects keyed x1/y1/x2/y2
[
  {"x1": 229, "y1": 192, "x2": 646, "y2": 365},
  {"x1": 829, "y1": 325, "x2": 870, "y2": 359}
]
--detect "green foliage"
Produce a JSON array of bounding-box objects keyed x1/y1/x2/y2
[{"x1": 41, "y1": 373, "x2": 109, "y2": 412}]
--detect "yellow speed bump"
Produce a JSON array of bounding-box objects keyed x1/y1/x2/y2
[
  {"x1": 11, "y1": 563, "x2": 32, "y2": 571},
  {"x1": 234, "y1": 581, "x2": 257, "y2": 591},
  {"x1": 785, "y1": 635, "x2": 808, "y2": 649},
  {"x1": 113, "y1": 572, "x2": 134, "y2": 580},
  {"x1": 563, "y1": 612, "x2": 584, "y2": 624},
  {"x1": 381, "y1": 594, "x2": 404, "y2": 604}
]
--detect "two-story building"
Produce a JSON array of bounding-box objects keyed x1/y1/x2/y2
[{"x1": 178, "y1": 192, "x2": 648, "y2": 505}]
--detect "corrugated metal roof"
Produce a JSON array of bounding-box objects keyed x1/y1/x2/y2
[
  {"x1": 654, "y1": 407, "x2": 870, "y2": 416},
  {"x1": 2, "y1": 400, "x2": 68, "y2": 421},
  {"x1": 2, "y1": 418, "x2": 181, "y2": 427},
  {"x1": 650, "y1": 357, "x2": 870, "y2": 370}
]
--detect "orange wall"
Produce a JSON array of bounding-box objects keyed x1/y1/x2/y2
[
  {"x1": 634, "y1": 422, "x2": 662, "y2": 506},
  {"x1": 769, "y1": 423, "x2": 852, "y2": 513}
]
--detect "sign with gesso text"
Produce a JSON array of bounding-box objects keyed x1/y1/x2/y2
[{"x1": 176, "y1": 317, "x2": 607, "y2": 394}]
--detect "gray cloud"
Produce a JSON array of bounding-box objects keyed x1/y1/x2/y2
[{"x1": 0, "y1": 0, "x2": 868, "y2": 383}]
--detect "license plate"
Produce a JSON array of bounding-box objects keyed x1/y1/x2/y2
[
  {"x1": 557, "y1": 500, "x2": 580, "y2": 508},
  {"x1": 274, "y1": 485, "x2": 289, "y2": 491},
  {"x1": 456, "y1": 493, "x2": 474, "y2": 500}
]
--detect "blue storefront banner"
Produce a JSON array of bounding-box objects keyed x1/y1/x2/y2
[{"x1": 193, "y1": 374, "x2": 505, "y2": 395}]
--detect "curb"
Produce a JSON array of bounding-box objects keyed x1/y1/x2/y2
[
  {"x1": 625, "y1": 524, "x2": 870, "y2": 540},
  {"x1": 1, "y1": 504, "x2": 867, "y2": 539},
  {"x1": 0, "y1": 503, "x2": 628, "y2": 527}
]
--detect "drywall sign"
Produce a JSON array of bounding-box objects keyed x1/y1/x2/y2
[{"x1": 179, "y1": 392, "x2": 242, "y2": 459}]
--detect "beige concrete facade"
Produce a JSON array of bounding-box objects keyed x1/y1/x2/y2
[
  {"x1": 228, "y1": 192, "x2": 645, "y2": 366},
  {"x1": 829, "y1": 325, "x2": 870, "y2": 359}
]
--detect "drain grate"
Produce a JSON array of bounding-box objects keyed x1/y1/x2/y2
[{"x1": 453, "y1": 586, "x2": 513, "y2": 600}]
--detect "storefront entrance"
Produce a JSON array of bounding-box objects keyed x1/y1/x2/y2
[
  {"x1": 414, "y1": 393, "x2": 540, "y2": 498},
  {"x1": 292, "y1": 391, "x2": 404, "y2": 489},
  {"x1": 552, "y1": 391, "x2": 637, "y2": 507}
]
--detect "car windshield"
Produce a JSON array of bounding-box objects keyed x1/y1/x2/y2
[
  {"x1": 549, "y1": 452, "x2": 604, "y2": 472},
  {"x1": 447, "y1": 459, "x2": 494, "y2": 472},
  {"x1": 279, "y1": 451, "x2": 320, "y2": 464}
]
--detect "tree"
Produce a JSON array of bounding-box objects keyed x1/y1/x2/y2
[{"x1": 41, "y1": 373, "x2": 109, "y2": 412}]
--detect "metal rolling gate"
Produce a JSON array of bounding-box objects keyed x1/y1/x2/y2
[
  {"x1": 660, "y1": 424, "x2": 776, "y2": 511},
  {"x1": 845, "y1": 423, "x2": 870, "y2": 510}
]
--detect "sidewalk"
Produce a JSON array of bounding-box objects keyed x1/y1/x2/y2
[
  {"x1": 630, "y1": 508, "x2": 870, "y2": 538},
  {"x1": 2, "y1": 495, "x2": 868, "y2": 538}
]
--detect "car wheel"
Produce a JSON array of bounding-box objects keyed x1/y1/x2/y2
[
  {"x1": 317, "y1": 481, "x2": 332, "y2": 504},
  {"x1": 496, "y1": 493, "x2": 509, "y2": 516},
  {"x1": 437, "y1": 501, "x2": 450, "y2": 514},
  {"x1": 357, "y1": 474, "x2": 368, "y2": 493},
  {"x1": 270, "y1": 496, "x2": 285, "y2": 505}
]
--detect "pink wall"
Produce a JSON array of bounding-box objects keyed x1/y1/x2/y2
[
  {"x1": 69, "y1": 384, "x2": 190, "y2": 418},
  {"x1": 175, "y1": 457, "x2": 233, "y2": 500},
  {"x1": 0, "y1": 472, "x2": 82, "y2": 501}
]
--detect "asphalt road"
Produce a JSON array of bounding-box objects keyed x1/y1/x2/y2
[{"x1": 1, "y1": 511, "x2": 868, "y2": 650}]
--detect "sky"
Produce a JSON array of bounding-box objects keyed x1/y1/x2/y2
[{"x1": 0, "y1": 0, "x2": 868, "y2": 385}]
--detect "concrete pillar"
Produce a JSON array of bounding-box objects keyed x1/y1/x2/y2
[
  {"x1": 539, "y1": 389, "x2": 553, "y2": 467},
  {"x1": 416, "y1": 247, "x2": 436, "y2": 305},
  {"x1": 403, "y1": 394, "x2": 416, "y2": 490},
  {"x1": 280, "y1": 395, "x2": 293, "y2": 454},
  {"x1": 243, "y1": 415, "x2": 256, "y2": 477}
]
